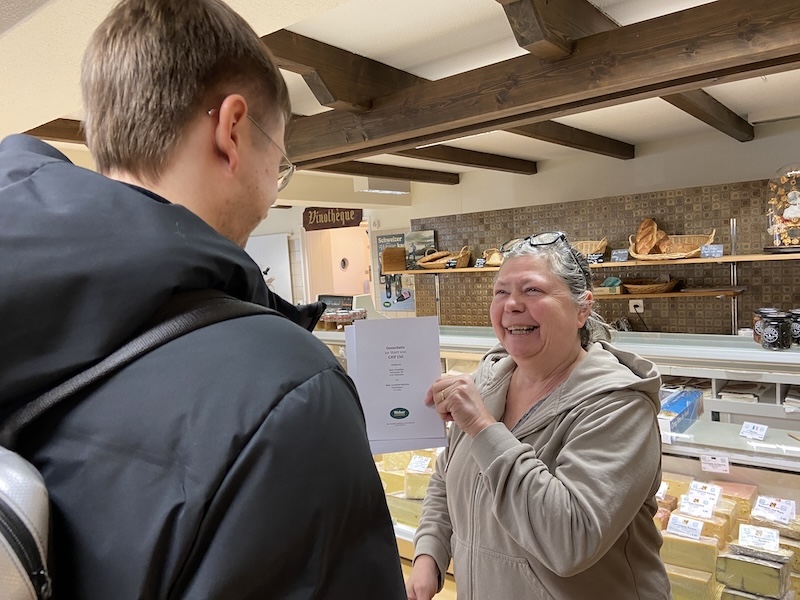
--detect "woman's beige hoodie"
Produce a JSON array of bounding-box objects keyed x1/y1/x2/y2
[{"x1": 414, "y1": 341, "x2": 670, "y2": 600}]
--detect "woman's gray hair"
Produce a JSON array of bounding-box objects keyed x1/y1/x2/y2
[{"x1": 500, "y1": 240, "x2": 612, "y2": 349}]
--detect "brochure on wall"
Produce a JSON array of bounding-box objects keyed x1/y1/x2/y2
[
  {"x1": 376, "y1": 233, "x2": 416, "y2": 312},
  {"x1": 346, "y1": 316, "x2": 446, "y2": 453}
]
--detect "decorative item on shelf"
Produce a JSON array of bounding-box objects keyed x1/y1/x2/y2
[
  {"x1": 482, "y1": 248, "x2": 504, "y2": 267},
  {"x1": 622, "y1": 275, "x2": 680, "y2": 295},
  {"x1": 594, "y1": 276, "x2": 622, "y2": 295},
  {"x1": 767, "y1": 162, "x2": 800, "y2": 251},
  {"x1": 382, "y1": 246, "x2": 408, "y2": 272},
  {"x1": 572, "y1": 238, "x2": 607, "y2": 256},
  {"x1": 628, "y1": 217, "x2": 715, "y2": 260},
  {"x1": 418, "y1": 246, "x2": 471, "y2": 269}
]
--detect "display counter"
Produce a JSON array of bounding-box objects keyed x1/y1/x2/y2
[{"x1": 314, "y1": 327, "x2": 800, "y2": 563}]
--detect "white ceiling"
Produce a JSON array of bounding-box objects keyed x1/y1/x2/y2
[{"x1": 3, "y1": 0, "x2": 800, "y2": 176}]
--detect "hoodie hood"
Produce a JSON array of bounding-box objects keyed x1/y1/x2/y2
[
  {"x1": 0, "y1": 134, "x2": 305, "y2": 411},
  {"x1": 474, "y1": 339, "x2": 662, "y2": 430}
]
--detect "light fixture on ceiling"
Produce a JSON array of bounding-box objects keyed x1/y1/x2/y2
[{"x1": 353, "y1": 176, "x2": 411, "y2": 195}]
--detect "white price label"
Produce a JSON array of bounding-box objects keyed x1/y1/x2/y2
[
  {"x1": 700, "y1": 455, "x2": 730, "y2": 474},
  {"x1": 739, "y1": 524, "x2": 781, "y2": 552},
  {"x1": 740, "y1": 421, "x2": 768, "y2": 441},
  {"x1": 407, "y1": 455, "x2": 432, "y2": 472},
  {"x1": 656, "y1": 481, "x2": 669, "y2": 501},
  {"x1": 666, "y1": 514, "x2": 704, "y2": 540},
  {"x1": 688, "y1": 481, "x2": 722, "y2": 505},
  {"x1": 680, "y1": 493, "x2": 715, "y2": 519},
  {"x1": 752, "y1": 496, "x2": 796, "y2": 525}
]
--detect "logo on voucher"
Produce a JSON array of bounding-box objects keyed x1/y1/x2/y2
[{"x1": 390, "y1": 408, "x2": 410, "y2": 419}]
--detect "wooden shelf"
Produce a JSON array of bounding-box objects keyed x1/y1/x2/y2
[
  {"x1": 384, "y1": 253, "x2": 799, "y2": 275},
  {"x1": 594, "y1": 288, "x2": 745, "y2": 300}
]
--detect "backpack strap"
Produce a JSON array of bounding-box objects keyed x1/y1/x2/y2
[{"x1": 0, "y1": 291, "x2": 280, "y2": 447}]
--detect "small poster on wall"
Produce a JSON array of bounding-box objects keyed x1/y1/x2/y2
[
  {"x1": 376, "y1": 233, "x2": 416, "y2": 312},
  {"x1": 404, "y1": 230, "x2": 436, "y2": 269}
]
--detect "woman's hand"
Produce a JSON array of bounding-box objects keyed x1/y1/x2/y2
[
  {"x1": 425, "y1": 374, "x2": 496, "y2": 437},
  {"x1": 406, "y1": 554, "x2": 440, "y2": 600}
]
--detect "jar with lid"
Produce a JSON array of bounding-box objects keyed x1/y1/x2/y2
[
  {"x1": 752, "y1": 307, "x2": 780, "y2": 345},
  {"x1": 760, "y1": 312, "x2": 792, "y2": 350},
  {"x1": 767, "y1": 162, "x2": 800, "y2": 249},
  {"x1": 790, "y1": 308, "x2": 800, "y2": 346}
]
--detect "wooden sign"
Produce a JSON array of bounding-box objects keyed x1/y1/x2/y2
[{"x1": 303, "y1": 207, "x2": 363, "y2": 231}]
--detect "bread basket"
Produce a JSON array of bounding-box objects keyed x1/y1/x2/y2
[
  {"x1": 622, "y1": 277, "x2": 680, "y2": 294},
  {"x1": 628, "y1": 229, "x2": 715, "y2": 260},
  {"x1": 572, "y1": 238, "x2": 607, "y2": 256},
  {"x1": 418, "y1": 246, "x2": 471, "y2": 269},
  {"x1": 482, "y1": 248, "x2": 504, "y2": 267}
]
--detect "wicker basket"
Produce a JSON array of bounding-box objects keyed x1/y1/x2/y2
[
  {"x1": 628, "y1": 229, "x2": 715, "y2": 260},
  {"x1": 419, "y1": 246, "x2": 471, "y2": 269},
  {"x1": 482, "y1": 248, "x2": 504, "y2": 267},
  {"x1": 572, "y1": 238, "x2": 607, "y2": 256},
  {"x1": 622, "y1": 277, "x2": 680, "y2": 294}
]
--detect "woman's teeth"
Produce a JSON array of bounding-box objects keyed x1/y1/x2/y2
[{"x1": 507, "y1": 326, "x2": 536, "y2": 334}]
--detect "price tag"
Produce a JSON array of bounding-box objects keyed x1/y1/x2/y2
[
  {"x1": 444, "y1": 259, "x2": 458, "y2": 269},
  {"x1": 610, "y1": 249, "x2": 629, "y2": 262},
  {"x1": 656, "y1": 481, "x2": 669, "y2": 501},
  {"x1": 666, "y1": 514, "x2": 704, "y2": 540},
  {"x1": 473, "y1": 258, "x2": 487, "y2": 268},
  {"x1": 740, "y1": 421, "x2": 768, "y2": 441},
  {"x1": 700, "y1": 244, "x2": 724, "y2": 258},
  {"x1": 407, "y1": 455, "x2": 432, "y2": 472},
  {"x1": 688, "y1": 481, "x2": 722, "y2": 505},
  {"x1": 586, "y1": 253, "x2": 604, "y2": 264},
  {"x1": 752, "y1": 496, "x2": 796, "y2": 525},
  {"x1": 700, "y1": 455, "x2": 730, "y2": 474},
  {"x1": 739, "y1": 524, "x2": 781, "y2": 552},
  {"x1": 680, "y1": 493, "x2": 715, "y2": 519}
]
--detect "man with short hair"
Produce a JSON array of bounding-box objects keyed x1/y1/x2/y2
[{"x1": 0, "y1": 0, "x2": 406, "y2": 598}]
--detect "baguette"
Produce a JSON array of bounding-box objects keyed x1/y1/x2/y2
[
  {"x1": 417, "y1": 250, "x2": 450, "y2": 264},
  {"x1": 635, "y1": 218, "x2": 658, "y2": 254}
]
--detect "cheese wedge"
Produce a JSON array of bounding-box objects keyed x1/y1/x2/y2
[
  {"x1": 790, "y1": 572, "x2": 800, "y2": 596},
  {"x1": 673, "y1": 510, "x2": 730, "y2": 547},
  {"x1": 377, "y1": 469, "x2": 405, "y2": 494},
  {"x1": 721, "y1": 587, "x2": 795, "y2": 600},
  {"x1": 658, "y1": 494, "x2": 678, "y2": 511},
  {"x1": 750, "y1": 516, "x2": 800, "y2": 542},
  {"x1": 728, "y1": 539, "x2": 793, "y2": 564},
  {"x1": 779, "y1": 538, "x2": 800, "y2": 573},
  {"x1": 383, "y1": 451, "x2": 414, "y2": 471},
  {"x1": 654, "y1": 506, "x2": 671, "y2": 530},
  {"x1": 661, "y1": 531, "x2": 719, "y2": 573},
  {"x1": 663, "y1": 472, "x2": 695, "y2": 498},
  {"x1": 666, "y1": 563, "x2": 718, "y2": 600},
  {"x1": 711, "y1": 481, "x2": 759, "y2": 516},
  {"x1": 404, "y1": 469, "x2": 433, "y2": 500},
  {"x1": 716, "y1": 553, "x2": 790, "y2": 598}
]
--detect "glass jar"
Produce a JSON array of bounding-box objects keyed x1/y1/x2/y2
[
  {"x1": 760, "y1": 312, "x2": 792, "y2": 351},
  {"x1": 790, "y1": 308, "x2": 800, "y2": 346},
  {"x1": 752, "y1": 308, "x2": 780, "y2": 345},
  {"x1": 767, "y1": 163, "x2": 800, "y2": 249}
]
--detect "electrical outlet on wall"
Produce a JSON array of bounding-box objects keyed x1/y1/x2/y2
[{"x1": 629, "y1": 299, "x2": 644, "y2": 313}]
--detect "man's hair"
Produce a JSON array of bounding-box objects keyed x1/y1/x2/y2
[{"x1": 81, "y1": 0, "x2": 291, "y2": 179}]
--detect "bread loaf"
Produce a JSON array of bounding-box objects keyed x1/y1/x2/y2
[
  {"x1": 417, "y1": 250, "x2": 450, "y2": 264},
  {"x1": 655, "y1": 230, "x2": 669, "y2": 254},
  {"x1": 635, "y1": 218, "x2": 658, "y2": 254}
]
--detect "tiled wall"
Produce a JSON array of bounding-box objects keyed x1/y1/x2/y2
[{"x1": 411, "y1": 180, "x2": 800, "y2": 333}]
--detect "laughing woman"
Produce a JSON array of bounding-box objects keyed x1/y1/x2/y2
[{"x1": 405, "y1": 233, "x2": 670, "y2": 600}]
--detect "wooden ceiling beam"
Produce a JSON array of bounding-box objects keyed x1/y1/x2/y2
[
  {"x1": 311, "y1": 161, "x2": 459, "y2": 185},
  {"x1": 500, "y1": 0, "x2": 754, "y2": 143},
  {"x1": 495, "y1": 0, "x2": 616, "y2": 60},
  {"x1": 24, "y1": 118, "x2": 84, "y2": 144},
  {"x1": 263, "y1": 29, "x2": 423, "y2": 113},
  {"x1": 288, "y1": 0, "x2": 800, "y2": 167},
  {"x1": 508, "y1": 121, "x2": 634, "y2": 159},
  {"x1": 661, "y1": 89, "x2": 754, "y2": 142},
  {"x1": 394, "y1": 146, "x2": 538, "y2": 175}
]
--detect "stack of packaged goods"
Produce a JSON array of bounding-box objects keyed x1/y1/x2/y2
[
  {"x1": 375, "y1": 449, "x2": 439, "y2": 528},
  {"x1": 656, "y1": 472, "x2": 799, "y2": 599}
]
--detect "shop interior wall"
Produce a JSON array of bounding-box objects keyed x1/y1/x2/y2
[{"x1": 410, "y1": 179, "x2": 799, "y2": 333}]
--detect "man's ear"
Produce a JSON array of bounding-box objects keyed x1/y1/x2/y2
[{"x1": 212, "y1": 94, "x2": 249, "y2": 174}]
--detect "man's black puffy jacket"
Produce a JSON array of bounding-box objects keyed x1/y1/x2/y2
[{"x1": 0, "y1": 134, "x2": 405, "y2": 599}]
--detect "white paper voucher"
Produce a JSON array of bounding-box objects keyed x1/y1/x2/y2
[{"x1": 346, "y1": 316, "x2": 447, "y2": 453}]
